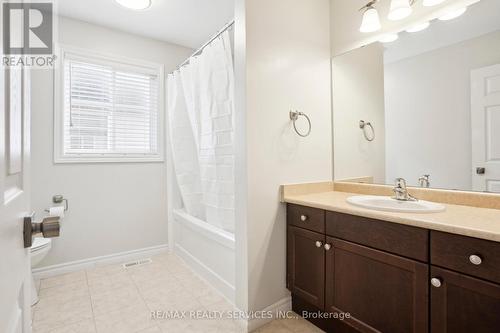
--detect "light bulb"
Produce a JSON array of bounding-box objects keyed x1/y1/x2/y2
[
  {"x1": 406, "y1": 21, "x2": 430, "y2": 33},
  {"x1": 379, "y1": 34, "x2": 399, "y2": 43},
  {"x1": 439, "y1": 7, "x2": 467, "y2": 21},
  {"x1": 423, "y1": 0, "x2": 446, "y2": 6},
  {"x1": 388, "y1": 0, "x2": 413, "y2": 21},
  {"x1": 115, "y1": 0, "x2": 152, "y2": 10},
  {"x1": 360, "y1": 7, "x2": 381, "y2": 33}
]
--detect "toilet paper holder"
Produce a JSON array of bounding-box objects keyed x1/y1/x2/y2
[{"x1": 51, "y1": 195, "x2": 68, "y2": 212}]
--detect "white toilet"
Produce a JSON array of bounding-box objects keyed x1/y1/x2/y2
[{"x1": 30, "y1": 237, "x2": 52, "y2": 305}]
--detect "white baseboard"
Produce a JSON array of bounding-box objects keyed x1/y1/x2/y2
[
  {"x1": 32, "y1": 244, "x2": 169, "y2": 279},
  {"x1": 174, "y1": 243, "x2": 236, "y2": 303},
  {"x1": 246, "y1": 296, "x2": 292, "y2": 332}
]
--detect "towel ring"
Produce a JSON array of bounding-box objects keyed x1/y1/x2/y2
[
  {"x1": 359, "y1": 120, "x2": 375, "y2": 142},
  {"x1": 290, "y1": 111, "x2": 312, "y2": 137}
]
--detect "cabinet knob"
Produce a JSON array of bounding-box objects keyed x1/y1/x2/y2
[
  {"x1": 300, "y1": 215, "x2": 308, "y2": 222},
  {"x1": 469, "y1": 254, "x2": 483, "y2": 265},
  {"x1": 324, "y1": 243, "x2": 332, "y2": 251},
  {"x1": 315, "y1": 241, "x2": 323, "y2": 248},
  {"x1": 431, "y1": 277, "x2": 442, "y2": 288}
]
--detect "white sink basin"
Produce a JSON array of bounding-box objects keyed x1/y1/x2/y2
[{"x1": 346, "y1": 195, "x2": 446, "y2": 213}]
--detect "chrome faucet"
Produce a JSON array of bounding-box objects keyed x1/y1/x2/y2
[
  {"x1": 419, "y1": 174, "x2": 430, "y2": 188},
  {"x1": 393, "y1": 178, "x2": 417, "y2": 201}
]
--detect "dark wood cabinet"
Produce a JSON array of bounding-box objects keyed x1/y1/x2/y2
[
  {"x1": 286, "y1": 204, "x2": 500, "y2": 333},
  {"x1": 287, "y1": 204, "x2": 325, "y2": 233},
  {"x1": 287, "y1": 226, "x2": 325, "y2": 308},
  {"x1": 326, "y1": 211, "x2": 428, "y2": 261},
  {"x1": 325, "y1": 237, "x2": 428, "y2": 333},
  {"x1": 431, "y1": 231, "x2": 500, "y2": 284},
  {"x1": 430, "y1": 266, "x2": 500, "y2": 333}
]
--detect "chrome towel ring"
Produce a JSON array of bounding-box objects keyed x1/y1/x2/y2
[
  {"x1": 290, "y1": 110, "x2": 312, "y2": 137},
  {"x1": 359, "y1": 120, "x2": 375, "y2": 141}
]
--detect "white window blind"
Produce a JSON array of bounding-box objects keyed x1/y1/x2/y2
[{"x1": 57, "y1": 50, "x2": 162, "y2": 162}]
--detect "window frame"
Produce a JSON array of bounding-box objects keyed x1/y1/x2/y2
[{"x1": 54, "y1": 45, "x2": 165, "y2": 163}]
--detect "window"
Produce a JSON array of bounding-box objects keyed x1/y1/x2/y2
[{"x1": 55, "y1": 47, "x2": 164, "y2": 163}]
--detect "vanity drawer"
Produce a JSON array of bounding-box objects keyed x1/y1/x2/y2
[
  {"x1": 287, "y1": 204, "x2": 325, "y2": 233},
  {"x1": 326, "y1": 211, "x2": 428, "y2": 262},
  {"x1": 431, "y1": 231, "x2": 500, "y2": 284}
]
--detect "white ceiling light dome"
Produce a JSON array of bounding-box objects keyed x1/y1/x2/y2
[
  {"x1": 406, "y1": 21, "x2": 430, "y2": 33},
  {"x1": 388, "y1": 0, "x2": 413, "y2": 21},
  {"x1": 423, "y1": 0, "x2": 446, "y2": 6},
  {"x1": 360, "y1": 6, "x2": 381, "y2": 33},
  {"x1": 439, "y1": 7, "x2": 467, "y2": 21},
  {"x1": 115, "y1": 0, "x2": 152, "y2": 10}
]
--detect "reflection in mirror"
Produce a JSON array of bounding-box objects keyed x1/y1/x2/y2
[{"x1": 333, "y1": 0, "x2": 500, "y2": 193}]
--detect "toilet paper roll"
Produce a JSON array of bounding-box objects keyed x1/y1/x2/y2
[{"x1": 48, "y1": 206, "x2": 65, "y2": 218}]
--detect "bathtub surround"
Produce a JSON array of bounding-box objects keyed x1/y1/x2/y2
[{"x1": 31, "y1": 16, "x2": 192, "y2": 267}]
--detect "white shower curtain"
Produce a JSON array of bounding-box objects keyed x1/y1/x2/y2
[{"x1": 167, "y1": 31, "x2": 235, "y2": 233}]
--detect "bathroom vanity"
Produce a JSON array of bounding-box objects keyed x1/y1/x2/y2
[
  {"x1": 289, "y1": 1, "x2": 500, "y2": 331},
  {"x1": 284, "y1": 194, "x2": 500, "y2": 333}
]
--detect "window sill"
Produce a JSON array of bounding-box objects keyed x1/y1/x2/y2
[{"x1": 54, "y1": 155, "x2": 164, "y2": 164}]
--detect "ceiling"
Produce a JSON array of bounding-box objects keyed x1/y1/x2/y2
[{"x1": 56, "y1": 0, "x2": 235, "y2": 49}]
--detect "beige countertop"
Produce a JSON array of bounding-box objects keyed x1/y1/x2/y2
[{"x1": 283, "y1": 190, "x2": 500, "y2": 243}]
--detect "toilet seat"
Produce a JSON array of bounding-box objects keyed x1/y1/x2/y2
[{"x1": 31, "y1": 237, "x2": 51, "y2": 252}]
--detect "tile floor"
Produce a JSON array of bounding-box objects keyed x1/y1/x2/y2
[{"x1": 32, "y1": 252, "x2": 323, "y2": 333}]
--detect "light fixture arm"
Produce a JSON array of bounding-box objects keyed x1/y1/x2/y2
[
  {"x1": 360, "y1": 0, "x2": 417, "y2": 12},
  {"x1": 359, "y1": 0, "x2": 380, "y2": 12}
]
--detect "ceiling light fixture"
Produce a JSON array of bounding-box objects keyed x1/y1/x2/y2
[
  {"x1": 405, "y1": 21, "x2": 430, "y2": 33},
  {"x1": 388, "y1": 0, "x2": 413, "y2": 21},
  {"x1": 423, "y1": 0, "x2": 446, "y2": 6},
  {"x1": 438, "y1": 7, "x2": 467, "y2": 21},
  {"x1": 359, "y1": 1, "x2": 381, "y2": 33},
  {"x1": 379, "y1": 33, "x2": 399, "y2": 43},
  {"x1": 114, "y1": 0, "x2": 152, "y2": 10}
]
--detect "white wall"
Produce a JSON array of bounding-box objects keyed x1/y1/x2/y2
[
  {"x1": 385, "y1": 30, "x2": 500, "y2": 190},
  {"x1": 31, "y1": 17, "x2": 192, "y2": 266},
  {"x1": 333, "y1": 43, "x2": 386, "y2": 183},
  {"x1": 235, "y1": 0, "x2": 332, "y2": 317}
]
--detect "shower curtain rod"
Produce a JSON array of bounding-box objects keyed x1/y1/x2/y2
[{"x1": 170, "y1": 20, "x2": 235, "y2": 74}]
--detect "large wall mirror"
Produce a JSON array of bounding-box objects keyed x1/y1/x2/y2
[{"x1": 333, "y1": 0, "x2": 500, "y2": 193}]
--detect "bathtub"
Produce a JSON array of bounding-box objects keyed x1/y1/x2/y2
[{"x1": 172, "y1": 209, "x2": 235, "y2": 302}]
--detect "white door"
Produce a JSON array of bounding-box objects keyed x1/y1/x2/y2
[
  {"x1": 0, "y1": 54, "x2": 33, "y2": 333},
  {"x1": 471, "y1": 64, "x2": 500, "y2": 193}
]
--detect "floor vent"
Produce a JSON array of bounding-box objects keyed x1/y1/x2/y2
[{"x1": 122, "y1": 258, "x2": 152, "y2": 268}]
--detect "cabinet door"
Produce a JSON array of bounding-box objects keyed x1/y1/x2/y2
[
  {"x1": 325, "y1": 237, "x2": 428, "y2": 333},
  {"x1": 431, "y1": 266, "x2": 500, "y2": 333},
  {"x1": 287, "y1": 226, "x2": 325, "y2": 308}
]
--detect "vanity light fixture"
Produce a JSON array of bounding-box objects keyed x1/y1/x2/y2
[
  {"x1": 423, "y1": 0, "x2": 446, "y2": 6},
  {"x1": 406, "y1": 21, "x2": 430, "y2": 33},
  {"x1": 438, "y1": 7, "x2": 467, "y2": 21},
  {"x1": 114, "y1": 0, "x2": 152, "y2": 10},
  {"x1": 388, "y1": 0, "x2": 413, "y2": 21},
  {"x1": 359, "y1": 1, "x2": 381, "y2": 33},
  {"x1": 379, "y1": 33, "x2": 399, "y2": 43}
]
